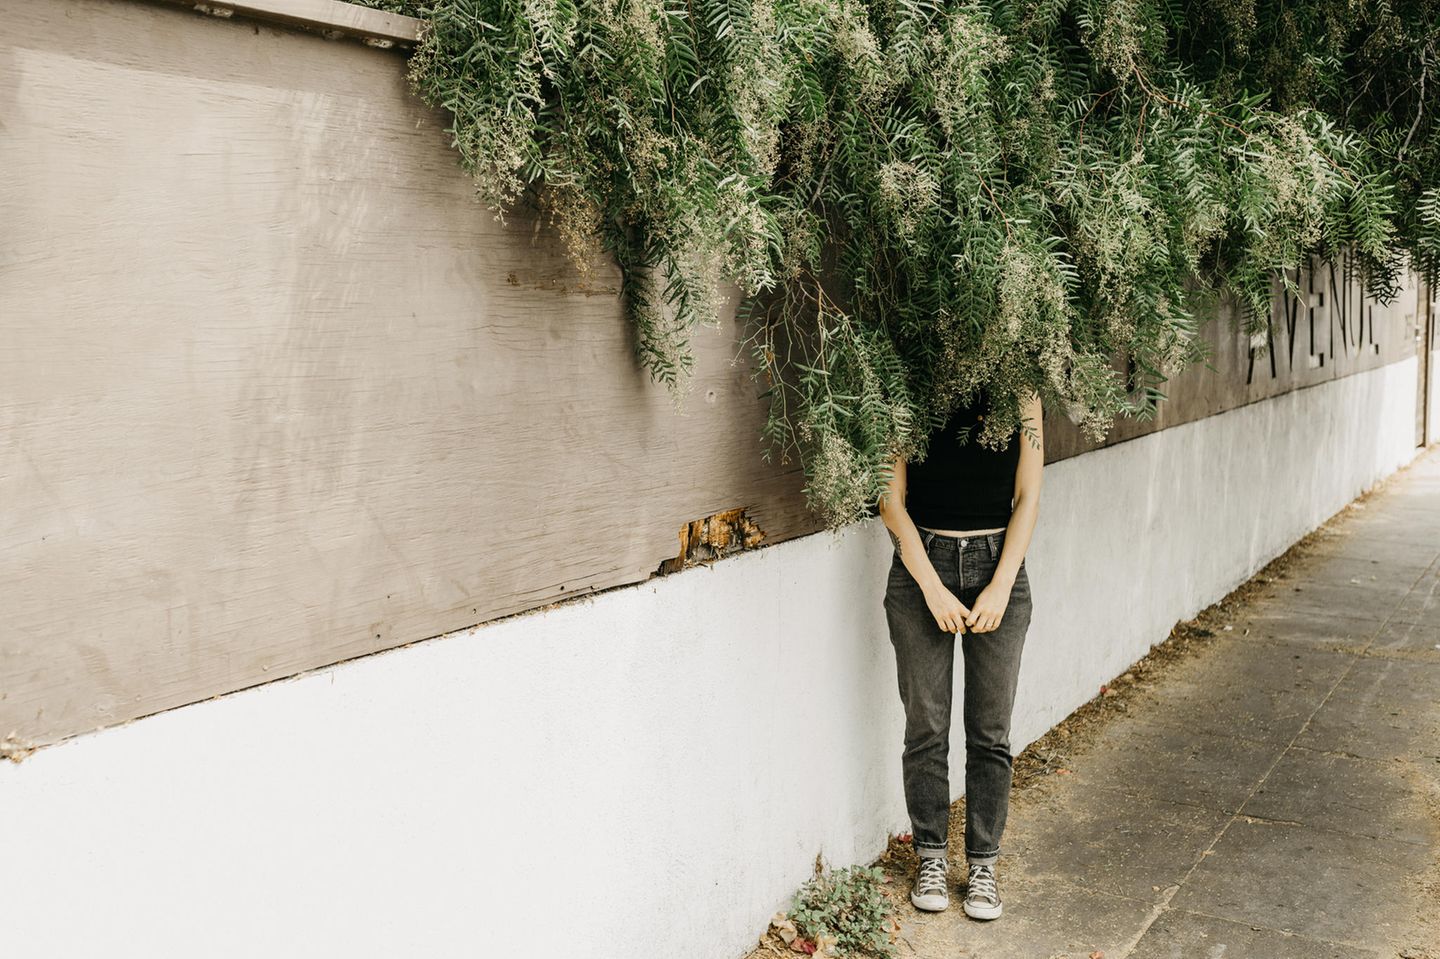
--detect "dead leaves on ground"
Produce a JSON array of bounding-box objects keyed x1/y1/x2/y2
[
  {"x1": 765, "y1": 909, "x2": 905, "y2": 957},
  {"x1": 766, "y1": 914, "x2": 840, "y2": 956}
]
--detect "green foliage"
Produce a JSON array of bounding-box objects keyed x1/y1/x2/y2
[
  {"x1": 358, "y1": 0, "x2": 1438, "y2": 527},
  {"x1": 788, "y1": 863, "x2": 897, "y2": 957}
]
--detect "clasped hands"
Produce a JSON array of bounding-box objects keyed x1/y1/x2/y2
[{"x1": 923, "y1": 575, "x2": 1012, "y2": 634}]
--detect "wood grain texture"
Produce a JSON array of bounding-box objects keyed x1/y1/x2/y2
[
  {"x1": 0, "y1": 0, "x2": 818, "y2": 746},
  {"x1": 1042, "y1": 266, "x2": 1421, "y2": 461},
  {"x1": 0, "y1": 0, "x2": 1421, "y2": 747}
]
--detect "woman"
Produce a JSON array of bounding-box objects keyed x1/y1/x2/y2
[{"x1": 876, "y1": 386, "x2": 1043, "y2": 921}]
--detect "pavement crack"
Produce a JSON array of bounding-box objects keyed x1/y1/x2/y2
[{"x1": 1236, "y1": 812, "x2": 1306, "y2": 827}]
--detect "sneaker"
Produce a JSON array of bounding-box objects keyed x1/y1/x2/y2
[
  {"x1": 963, "y1": 862, "x2": 1002, "y2": 920},
  {"x1": 909, "y1": 856, "x2": 949, "y2": 911}
]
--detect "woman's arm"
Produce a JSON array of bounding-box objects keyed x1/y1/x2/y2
[
  {"x1": 965, "y1": 391, "x2": 1044, "y2": 632},
  {"x1": 877, "y1": 452, "x2": 974, "y2": 634}
]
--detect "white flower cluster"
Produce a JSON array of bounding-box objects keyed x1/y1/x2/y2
[{"x1": 876, "y1": 161, "x2": 940, "y2": 243}]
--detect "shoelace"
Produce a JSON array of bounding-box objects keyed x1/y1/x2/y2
[
  {"x1": 966, "y1": 864, "x2": 998, "y2": 904},
  {"x1": 916, "y1": 857, "x2": 948, "y2": 896}
]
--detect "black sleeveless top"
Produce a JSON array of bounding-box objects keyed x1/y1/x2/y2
[{"x1": 905, "y1": 391, "x2": 1020, "y2": 531}]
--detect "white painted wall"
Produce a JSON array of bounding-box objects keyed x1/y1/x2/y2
[
  {"x1": 1023, "y1": 355, "x2": 1420, "y2": 734},
  {"x1": 0, "y1": 357, "x2": 1421, "y2": 959},
  {"x1": 1430, "y1": 348, "x2": 1440, "y2": 446}
]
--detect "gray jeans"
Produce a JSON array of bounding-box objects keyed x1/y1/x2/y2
[{"x1": 883, "y1": 527, "x2": 1032, "y2": 866}]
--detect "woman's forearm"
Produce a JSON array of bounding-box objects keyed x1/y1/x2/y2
[
  {"x1": 991, "y1": 391, "x2": 1044, "y2": 588},
  {"x1": 991, "y1": 489, "x2": 1039, "y2": 587},
  {"x1": 880, "y1": 503, "x2": 947, "y2": 597}
]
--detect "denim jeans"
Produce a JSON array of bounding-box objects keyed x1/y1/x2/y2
[{"x1": 883, "y1": 527, "x2": 1032, "y2": 866}]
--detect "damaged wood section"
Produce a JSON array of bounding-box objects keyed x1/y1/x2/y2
[
  {"x1": 655, "y1": 507, "x2": 766, "y2": 575},
  {"x1": 1, "y1": 733, "x2": 38, "y2": 764}
]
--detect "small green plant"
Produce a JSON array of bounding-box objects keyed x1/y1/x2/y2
[{"x1": 788, "y1": 863, "x2": 897, "y2": 958}]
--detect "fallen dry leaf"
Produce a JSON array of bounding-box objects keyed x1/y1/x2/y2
[{"x1": 790, "y1": 936, "x2": 816, "y2": 954}]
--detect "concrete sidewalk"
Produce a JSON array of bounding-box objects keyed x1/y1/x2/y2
[{"x1": 897, "y1": 446, "x2": 1440, "y2": 959}]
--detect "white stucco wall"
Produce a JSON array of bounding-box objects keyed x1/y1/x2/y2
[
  {"x1": 0, "y1": 357, "x2": 1422, "y2": 959},
  {"x1": 1430, "y1": 349, "x2": 1440, "y2": 446}
]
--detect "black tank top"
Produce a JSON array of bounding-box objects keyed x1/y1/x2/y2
[{"x1": 905, "y1": 391, "x2": 1020, "y2": 531}]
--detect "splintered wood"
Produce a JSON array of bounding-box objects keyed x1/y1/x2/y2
[{"x1": 656, "y1": 507, "x2": 766, "y2": 575}]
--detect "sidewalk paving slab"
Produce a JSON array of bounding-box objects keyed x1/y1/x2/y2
[
  {"x1": 1005, "y1": 789, "x2": 1231, "y2": 904},
  {"x1": 1294, "y1": 685, "x2": 1440, "y2": 762},
  {"x1": 1302, "y1": 532, "x2": 1440, "y2": 570},
  {"x1": 1240, "y1": 584, "x2": 1401, "y2": 629},
  {"x1": 1285, "y1": 554, "x2": 1434, "y2": 587},
  {"x1": 1242, "y1": 745, "x2": 1435, "y2": 846},
  {"x1": 1230, "y1": 608, "x2": 1387, "y2": 648},
  {"x1": 1131, "y1": 650, "x2": 1344, "y2": 745},
  {"x1": 1060, "y1": 716, "x2": 1286, "y2": 815},
  {"x1": 1128, "y1": 908, "x2": 1387, "y2": 959},
  {"x1": 1372, "y1": 619, "x2": 1440, "y2": 655},
  {"x1": 897, "y1": 878, "x2": 1157, "y2": 959},
  {"x1": 1166, "y1": 817, "x2": 1430, "y2": 945},
  {"x1": 1299, "y1": 554, "x2": 1437, "y2": 588},
  {"x1": 1395, "y1": 579, "x2": 1440, "y2": 626}
]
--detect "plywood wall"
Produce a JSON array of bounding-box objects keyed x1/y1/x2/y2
[{"x1": 0, "y1": 0, "x2": 1422, "y2": 748}]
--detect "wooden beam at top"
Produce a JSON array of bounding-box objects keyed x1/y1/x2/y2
[{"x1": 150, "y1": 0, "x2": 422, "y2": 47}]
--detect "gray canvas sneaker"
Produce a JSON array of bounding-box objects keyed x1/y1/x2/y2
[
  {"x1": 910, "y1": 856, "x2": 949, "y2": 911},
  {"x1": 963, "y1": 862, "x2": 1002, "y2": 920}
]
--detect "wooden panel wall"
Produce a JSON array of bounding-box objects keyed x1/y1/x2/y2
[
  {"x1": 0, "y1": 0, "x2": 826, "y2": 747},
  {"x1": 0, "y1": 0, "x2": 1421, "y2": 748},
  {"x1": 1043, "y1": 264, "x2": 1422, "y2": 460}
]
